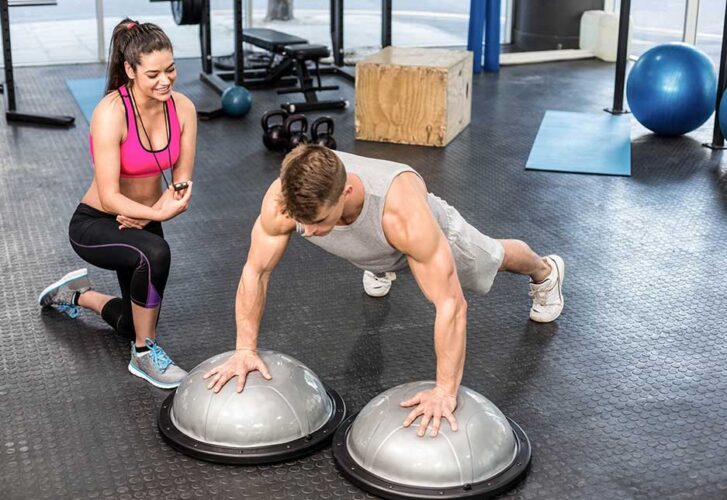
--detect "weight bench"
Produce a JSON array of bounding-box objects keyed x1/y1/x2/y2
[
  {"x1": 276, "y1": 44, "x2": 347, "y2": 113},
  {"x1": 200, "y1": 27, "x2": 305, "y2": 92},
  {"x1": 241, "y1": 29, "x2": 346, "y2": 113},
  {"x1": 240, "y1": 28, "x2": 307, "y2": 86}
]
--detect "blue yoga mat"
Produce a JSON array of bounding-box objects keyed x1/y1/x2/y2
[
  {"x1": 65, "y1": 77, "x2": 106, "y2": 123},
  {"x1": 526, "y1": 110, "x2": 631, "y2": 176}
]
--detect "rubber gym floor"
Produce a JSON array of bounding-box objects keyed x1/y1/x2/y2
[{"x1": 1, "y1": 57, "x2": 726, "y2": 499}]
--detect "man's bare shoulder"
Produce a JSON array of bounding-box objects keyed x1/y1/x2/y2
[
  {"x1": 260, "y1": 179, "x2": 296, "y2": 236},
  {"x1": 385, "y1": 172, "x2": 429, "y2": 221},
  {"x1": 383, "y1": 172, "x2": 431, "y2": 251}
]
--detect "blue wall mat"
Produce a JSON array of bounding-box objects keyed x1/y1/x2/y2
[
  {"x1": 65, "y1": 78, "x2": 106, "y2": 123},
  {"x1": 526, "y1": 110, "x2": 631, "y2": 176}
]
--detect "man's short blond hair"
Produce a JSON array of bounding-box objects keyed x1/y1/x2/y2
[{"x1": 279, "y1": 144, "x2": 347, "y2": 222}]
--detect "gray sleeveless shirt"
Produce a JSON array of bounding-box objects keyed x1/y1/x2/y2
[{"x1": 295, "y1": 151, "x2": 451, "y2": 273}]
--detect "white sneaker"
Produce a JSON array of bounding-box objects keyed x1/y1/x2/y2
[
  {"x1": 529, "y1": 255, "x2": 565, "y2": 323},
  {"x1": 363, "y1": 271, "x2": 397, "y2": 298}
]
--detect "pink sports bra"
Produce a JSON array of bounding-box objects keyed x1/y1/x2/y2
[{"x1": 90, "y1": 84, "x2": 181, "y2": 179}]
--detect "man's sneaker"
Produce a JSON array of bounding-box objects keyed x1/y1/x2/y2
[
  {"x1": 529, "y1": 255, "x2": 565, "y2": 323},
  {"x1": 128, "y1": 339, "x2": 187, "y2": 389},
  {"x1": 363, "y1": 271, "x2": 397, "y2": 298},
  {"x1": 38, "y1": 268, "x2": 93, "y2": 319}
]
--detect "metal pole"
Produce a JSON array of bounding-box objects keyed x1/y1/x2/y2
[
  {"x1": 200, "y1": 0, "x2": 212, "y2": 75},
  {"x1": 503, "y1": 0, "x2": 513, "y2": 45},
  {"x1": 382, "y1": 0, "x2": 391, "y2": 47},
  {"x1": 95, "y1": 0, "x2": 105, "y2": 62},
  {"x1": 683, "y1": 0, "x2": 700, "y2": 44},
  {"x1": 244, "y1": 0, "x2": 252, "y2": 29},
  {"x1": 331, "y1": 0, "x2": 344, "y2": 66},
  {"x1": 605, "y1": 0, "x2": 631, "y2": 114},
  {"x1": 331, "y1": 0, "x2": 338, "y2": 64},
  {"x1": 0, "y1": 0, "x2": 16, "y2": 111},
  {"x1": 703, "y1": 0, "x2": 727, "y2": 149},
  {"x1": 234, "y1": 0, "x2": 243, "y2": 86}
]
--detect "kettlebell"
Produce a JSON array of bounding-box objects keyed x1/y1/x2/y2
[
  {"x1": 284, "y1": 114, "x2": 309, "y2": 151},
  {"x1": 311, "y1": 116, "x2": 337, "y2": 150},
  {"x1": 261, "y1": 109, "x2": 289, "y2": 152}
]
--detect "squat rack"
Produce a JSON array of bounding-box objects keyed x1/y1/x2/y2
[
  {"x1": 0, "y1": 0, "x2": 74, "y2": 127},
  {"x1": 197, "y1": 0, "x2": 356, "y2": 92}
]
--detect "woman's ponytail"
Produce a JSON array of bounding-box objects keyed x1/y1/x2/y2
[{"x1": 105, "y1": 18, "x2": 172, "y2": 94}]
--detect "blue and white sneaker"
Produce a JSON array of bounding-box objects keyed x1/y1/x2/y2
[
  {"x1": 38, "y1": 268, "x2": 93, "y2": 319},
  {"x1": 128, "y1": 339, "x2": 188, "y2": 389}
]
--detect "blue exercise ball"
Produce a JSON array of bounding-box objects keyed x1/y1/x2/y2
[
  {"x1": 626, "y1": 43, "x2": 716, "y2": 136},
  {"x1": 221, "y1": 85, "x2": 252, "y2": 117}
]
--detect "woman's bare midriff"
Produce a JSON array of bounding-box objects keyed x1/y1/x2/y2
[{"x1": 81, "y1": 175, "x2": 163, "y2": 214}]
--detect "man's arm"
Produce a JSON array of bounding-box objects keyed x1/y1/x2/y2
[
  {"x1": 204, "y1": 180, "x2": 294, "y2": 392},
  {"x1": 234, "y1": 212, "x2": 291, "y2": 351},
  {"x1": 383, "y1": 173, "x2": 467, "y2": 437}
]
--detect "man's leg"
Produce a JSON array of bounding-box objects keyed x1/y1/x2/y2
[
  {"x1": 498, "y1": 239, "x2": 564, "y2": 323},
  {"x1": 498, "y1": 239, "x2": 551, "y2": 279}
]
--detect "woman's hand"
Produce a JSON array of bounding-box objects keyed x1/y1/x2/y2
[
  {"x1": 172, "y1": 181, "x2": 190, "y2": 200},
  {"x1": 117, "y1": 215, "x2": 150, "y2": 230},
  {"x1": 157, "y1": 181, "x2": 193, "y2": 221}
]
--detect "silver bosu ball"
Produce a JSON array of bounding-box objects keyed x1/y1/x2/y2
[
  {"x1": 158, "y1": 350, "x2": 346, "y2": 464},
  {"x1": 332, "y1": 381, "x2": 530, "y2": 499}
]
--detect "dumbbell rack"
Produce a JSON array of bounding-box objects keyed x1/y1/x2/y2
[{"x1": 0, "y1": 0, "x2": 74, "y2": 127}]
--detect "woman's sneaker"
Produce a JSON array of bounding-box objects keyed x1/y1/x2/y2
[
  {"x1": 128, "y1": 339, "x2": 188, "y2": 389},
  {"x1": 363, "y1": 271, "x2": 397, "y2": 298},
  {"x1": 38, "y1": 268, "x2": 93, "y2": 318},
  {"x1": 529, "y1": 255, "x2": 565, "y2": 323}
]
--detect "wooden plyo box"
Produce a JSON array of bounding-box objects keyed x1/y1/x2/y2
[{"x1": 355, "y1": 47, "x2": 473, "y2": 147}]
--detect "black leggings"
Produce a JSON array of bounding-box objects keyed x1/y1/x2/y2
[{"x1": 69, "y1": 203, "x2": 171, "y2": 339}]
